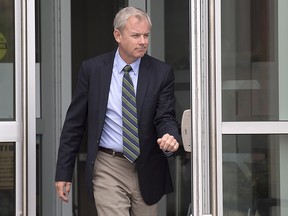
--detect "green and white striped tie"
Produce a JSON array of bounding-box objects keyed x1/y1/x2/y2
[{"x1": 122, "y1": 65, "x2": 140, "y2": 163}]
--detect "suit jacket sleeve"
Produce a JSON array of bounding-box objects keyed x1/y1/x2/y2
[
  {"x1": 55, "y1": 62, "x2": 89, "y2": 182},
  {"x1": 154, "y1": 66, "x2": 180, "y2": 142}
]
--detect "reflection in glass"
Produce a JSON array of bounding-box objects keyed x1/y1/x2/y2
[
  {"x1": 223, "y1": 135, "x2": 288, "y2": 216},
  {"x1": 0, "y1": 0, "x2": 15, "y2": 121},
  {"x1": 0, "y1": 143, "x2": 15, "y2": 215},
  {"x1": 222, "y1": 0, "x2": 288, "y2": 121}
]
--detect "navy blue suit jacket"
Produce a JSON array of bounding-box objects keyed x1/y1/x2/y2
[{"x1": 55, "y1": 50, "x2": 180, "y2": 205}]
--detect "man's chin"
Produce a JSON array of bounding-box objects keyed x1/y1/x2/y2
[{"x1": 136, "y1": 52, "x2": 146, "y2": 58}]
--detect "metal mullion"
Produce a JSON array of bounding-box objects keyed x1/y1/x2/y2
[
  {"x1": 190, "y1": 0, "x2": 203, "y2": 215},
  {"x1": 14, "y1": 0, "x2": 23, "y2": 215},
  {"x1": 208, "y1": 0, "x2": 218, "y2": 214},
  {"x1": 22, "y1": 0, "x2": 36, "y2": 215},
  {"x1": 222, "y1": 122, "x2": 288, "y2": 134}
]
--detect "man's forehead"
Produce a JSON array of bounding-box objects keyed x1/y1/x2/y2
[{"x1": 125, "y1": 18, "x2": 150, "y2": 30}]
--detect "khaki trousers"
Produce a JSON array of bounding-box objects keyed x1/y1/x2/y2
[{"x1": 93, "y1": 150, "x2": 157, "y2": 216}]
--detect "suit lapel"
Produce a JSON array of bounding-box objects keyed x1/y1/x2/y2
[
  {"x1": 100, "y1": 53, "x2": 114, "y2": 97},
  {"x1": 96, "y1": 51, "x2": 115, "y2": 130},
  {"x1": 136, "y1": 55, "x2": 151, "y2": 119}
]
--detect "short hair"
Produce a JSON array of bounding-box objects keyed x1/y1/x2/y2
[{"x1": 113, "y1": 6, "x2": 152, "y2": 31}]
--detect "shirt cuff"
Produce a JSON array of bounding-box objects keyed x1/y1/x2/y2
[{"x1": 163, "y1": 150, "x2": 174, "y2": 157}]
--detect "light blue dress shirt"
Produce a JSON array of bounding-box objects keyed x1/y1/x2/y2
[{"x1": 99, "y1": 49, "x2": 141, "y2": 152}]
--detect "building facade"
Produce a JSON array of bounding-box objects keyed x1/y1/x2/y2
[{"x1": 0, "y1": 0, "x2": 288, "y2": 215}]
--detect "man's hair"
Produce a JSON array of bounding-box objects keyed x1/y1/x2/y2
[{"x1": 113, "y1": 6, "x2": 152, "y2": 31}]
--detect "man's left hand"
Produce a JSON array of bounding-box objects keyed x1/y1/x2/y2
[{"x1": 157, "y1": 133, "x2": 179, "y2": 152}]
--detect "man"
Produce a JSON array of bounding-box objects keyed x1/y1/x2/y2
[{"x1": 55, "y1": 6, "x2": 180, "y2": 216}]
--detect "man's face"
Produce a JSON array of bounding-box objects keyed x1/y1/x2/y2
[{"x1": 114, "y1": 16, "x2": 150, "y2": 64}]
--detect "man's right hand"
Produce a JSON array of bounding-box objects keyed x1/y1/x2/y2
[{"x1": 55, "y1": 181, "x2": 72, "y2": 203}]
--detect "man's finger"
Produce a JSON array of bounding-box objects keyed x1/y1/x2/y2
[{"x1": 55, "y1": 182, "x2": 71, "y2": 202}]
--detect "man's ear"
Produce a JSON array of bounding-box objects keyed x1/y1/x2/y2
[{"x1": 113, "y1": 29, "x2": 121, "y2": 43}]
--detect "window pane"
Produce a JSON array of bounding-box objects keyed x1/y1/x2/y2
[
  {"x1": 0, "y1": 0, "x2": 15, "y2": 121},
  {"x1": 0, "y1": 142, "x2": 15, "y2": 215},
  {"x1": 223, "y1": 135, "x2": 288, "y2": 216},
  {"x1": 222, "y1": 0, "x2": 288, "y2": 121}
]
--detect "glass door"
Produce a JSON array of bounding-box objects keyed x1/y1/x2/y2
[
  {"x1": 219, "y1": 0, "x2": 288, "y2": 215},
  {"x1": 0, "y1": 0, "x2": 36, "y2": 215},
  {"x1": 182, "y1": 0, "x2": 288, "y2": 215}
]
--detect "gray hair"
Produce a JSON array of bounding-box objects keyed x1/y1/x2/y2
[{"x1": 113, "y1": 7, "x2": 152, "y2": 31}]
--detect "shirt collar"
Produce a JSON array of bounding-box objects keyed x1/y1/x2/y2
[{"x1": 114, "y1": 48, "x2": 141, "y2": 75}]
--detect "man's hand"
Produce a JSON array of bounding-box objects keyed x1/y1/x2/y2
[
  {"x1": 157, "y1": 133, "x2": 179, "y2": 152},
  {"x1": 55, "y1": 181, "x2": 72, "y2": 203}
]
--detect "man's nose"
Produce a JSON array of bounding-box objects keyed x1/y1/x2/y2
[{"x1": 139, "y1": 35, "x2": 146, "y2": 44}]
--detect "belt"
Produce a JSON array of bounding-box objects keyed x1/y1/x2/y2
[{"x1": 98, "y1": 146, "x2": 125, "y2": 158}]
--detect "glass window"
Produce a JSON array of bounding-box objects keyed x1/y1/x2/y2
[
  {"x1": 222, "y1": 0, "x2": 288, "y2": 121},
  {"x1": 0, "y1": 142, "x2": 15, "y2": 215},
  {"x1": 0, "y1": 0, "x2": 15, "y2": 121},
  {"x1": 223, "y1": 135, "x2": 288, "y2": 216}
]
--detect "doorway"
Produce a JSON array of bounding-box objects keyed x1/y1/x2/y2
[{"x1": 70, "y1": 0, "x2": 191, "y2": 215}]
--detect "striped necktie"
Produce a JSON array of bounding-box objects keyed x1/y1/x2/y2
[{"x1": 122, "y1": 65, "x2": 140, "y2": 163}]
